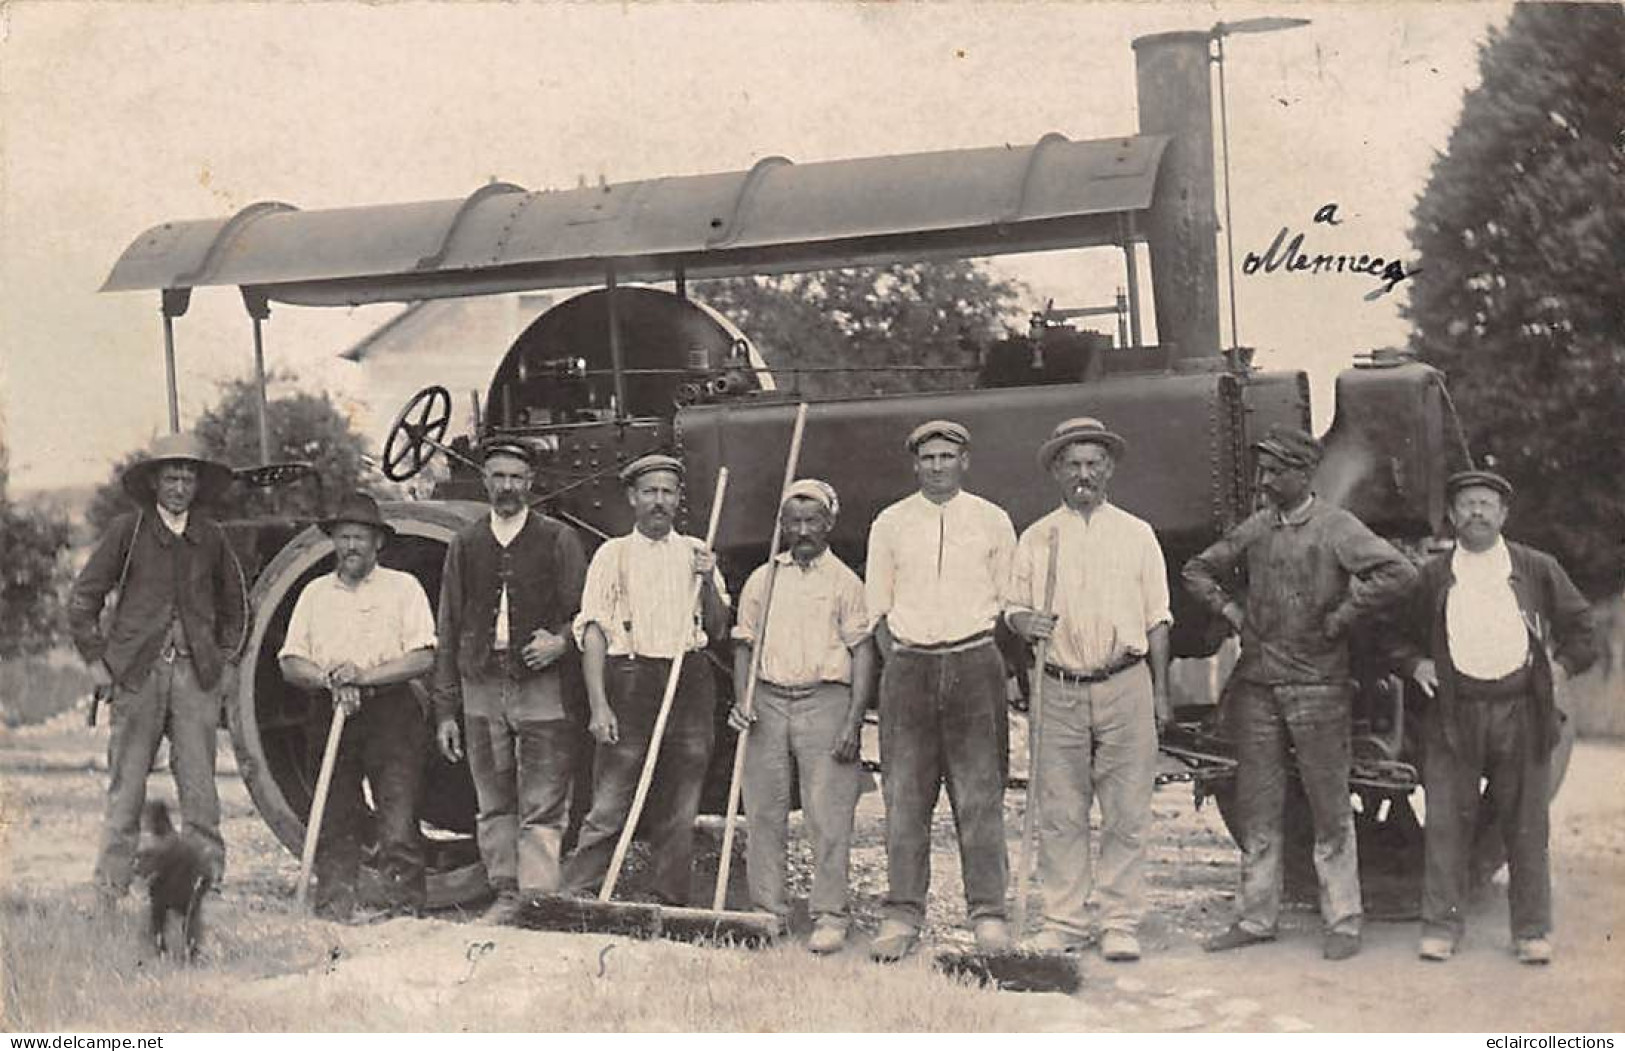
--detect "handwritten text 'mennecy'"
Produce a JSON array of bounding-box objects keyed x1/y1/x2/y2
[{"x1": 1242, "y1": 203, "x2": 1417, "y2": 299}]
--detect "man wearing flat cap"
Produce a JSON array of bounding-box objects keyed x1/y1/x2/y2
[
  {"x1": 69, "y1": 433, "x2": 247, "y2": 907},
  {"x1": 562, "y1": 453, "x2": 730, "y2": 904},
  {"x1": 1184, "y1": 423, "x2": 1415, "y2": 961},
  {"x1": 280, "y1": 492, "x2": 437, "y2": 920},
  {"x1": 1390, "y1": 469, "x2": 1596, "y2": 965},
  {"x1": 1006, "y1": 418, "x2": 1171, "y2": 962},
  {"x1": 432, "y1": 439, "x2": 588, "y2": 922},
  {"x1": 865, "y1": 420, "x2": 1018, "y2": 961},
  {"x1": 729, "y1": 478, "x2": 875, "y2": 953}
]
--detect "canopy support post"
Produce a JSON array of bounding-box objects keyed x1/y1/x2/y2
[
  {"x1": 606, "y1": 265, "x2": 628, "y2": 419},
  {"x1": 159, "y1": 289, "x2": 192, "y2": 434},
  {"x1": 242, "y1": 288, "x2": 273, "y2": 465},
  {"x1": 1119, "y1": 213, "x2": 1144, "y2": 349}
]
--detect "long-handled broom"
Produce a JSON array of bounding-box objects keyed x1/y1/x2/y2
[
  {"x1": 524, "y1": 466, "x2": 780, "y2": 946},
  {"x1": 712, "y1": 403, "x2": 809, "y2": 911},
  {"x1": 935, "y1": 531, "x2": 1080, "y2": 993}
]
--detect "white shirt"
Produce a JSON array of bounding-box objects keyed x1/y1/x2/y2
[
  {"x1": 279, "y1": 566, "x2": 437, "y2": 672},
  {"x1": 1008, "y1": 502, "x2": 1171, "y2": 674},
  {"x1": 157, "y1": 506, "x2": 189, "y2": 536},
  {"x1": 1447, "y1": 538, "x2": 1530, "y2": 679},
  {"x1": 865, "y1": 490, "x2": 1016, "y2": 647},
  {"x1": 489, "y1": 509, "x2": 527, "y2": 649},
  {"x1": 573, "y1": 529, "x2": 731, "y2": 659},
  {"x1": 733, "y1": 550, "x2": 872, "y2": 686}
]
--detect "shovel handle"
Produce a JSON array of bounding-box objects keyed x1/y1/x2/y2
[
  {"x1": 1013, "y1": 528, "x2": 1060, "y2": 935},
  {"x1": 297, "y1": 700, "x2": 348, "y2": 910},
  {"x1": 600, "y1": 467, "x2": 730, "y2": 902}
]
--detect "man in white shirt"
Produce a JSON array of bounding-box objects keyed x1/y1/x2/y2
[
  {"x1": 432, "y1": 440, "x2": 588, "y2": 922},
  {"x1": 1006, "y1": 418, "x2": 1171, "y2": 963},
  {"x1": 729, "y1": 479, "x2": 874, "y2": 953},
  {"x1": 562, "y1": 454, "x2": 730, "y2": 905},
  {"x1": 865, "y1": 420, "x2": 1017, "y2": 961},
  {"x1": 279, "y1": 493, "x2": 437, "y2": 921},
  {"x1": 1393, "y1": 469, "x2": 1597, "y2": 965}
]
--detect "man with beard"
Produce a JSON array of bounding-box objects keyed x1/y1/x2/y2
[
  {"x1": 280, "y1": 493, "x2": 437, "y2": 920},
  {"x1": 1006, "y1": 418, "x2": 1171, "y2": 962},
  {"x1": 729, "y1": 479, "x2": 874, "y2": 953},
  {"x1": 69, "y1": 433, "x2": 246, "y2": 908},
  {"x1": 562, "y1": 454, "x2": 730, "y2": 905},
  {"x1": 865, "y1": 420, "x2": 1017, "y2": 962},
  {"x1": 433, "y1": 440, "x2": 588, "y2": 922},
  {"x1": 1183, "y1": 425, "x2": 1414, "y2": 961},
  {"x1": 1392, "y1": 470, "x2": 1596, "y2": 964}
]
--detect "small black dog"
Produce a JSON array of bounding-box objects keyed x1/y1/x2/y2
[{"x1": 135, "y1": 800, "x2": 212, "y2": 961}]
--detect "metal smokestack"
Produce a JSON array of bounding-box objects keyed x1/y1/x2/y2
[{"x1": 1133, "y1": 31, "x2": 1222, "y2": 365}]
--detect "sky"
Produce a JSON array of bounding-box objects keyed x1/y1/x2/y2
[{"x1": 0, "y1": 0, "x2": 1514, "y2": 493}]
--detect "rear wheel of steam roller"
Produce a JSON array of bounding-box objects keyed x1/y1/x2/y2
[
  {"x1": 1212, "y1": 700, "x2": 1575, "y2": 922},
  {"x1": 228, "y1": 500, "x2": 491, "y2": 909}
]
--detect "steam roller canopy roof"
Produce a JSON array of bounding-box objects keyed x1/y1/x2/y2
[{"x1": 102, "y1": 134, "x2": 1169, "y2": 308}]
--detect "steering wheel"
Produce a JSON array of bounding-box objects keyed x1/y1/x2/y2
[{"x1": 383, "y1": 385, "x2": 453, "y2": 481}]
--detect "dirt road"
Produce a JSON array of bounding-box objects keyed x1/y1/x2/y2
[{"x1": 2, "y1": 717, "x2": 1621, "y2": 1032}]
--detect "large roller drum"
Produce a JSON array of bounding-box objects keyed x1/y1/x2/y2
[{"x1": 228, "y1": 499, "x2": 491, "y2": 908}]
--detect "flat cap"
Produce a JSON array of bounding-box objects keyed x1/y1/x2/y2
[
  {"x1": 1447, "y1": 469, "x2": 1513, "y2": 500},
  {"x1": 481, "y1": 438, "x2": 534, "y2": 468},
  {"x1": 1037, "y1": 416, "x2": 1126, "y2": 469},
  {"x1": 905, "y1": 419, "x2": 971, "y2": 453},
  {"x1": 619, "y1": 453, "x2": 685, "y2": 486},
  {"x1": 783, "y1": 478, "x2": 840, "y2": 519},
  {"x1": 1252, "y1": 424, "x2": 1323, "y2": 470}
]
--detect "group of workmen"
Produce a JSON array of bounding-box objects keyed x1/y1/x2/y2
[{"x1": 72, "y1": 413, "x2": 1597, "y2": 967}]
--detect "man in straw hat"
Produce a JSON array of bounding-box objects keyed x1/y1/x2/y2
[
  {"x1": 1006, "y1": 418, "x2": 1171, "y2": 963},
  {"x1": 728, "y1": 478, "x2": 875, "y2": 954},
  {"x1": 69, "y1": 432, "x2": 247, "y2": 907},
  {"x1": 562, "y1": 453, "x2": 730, "y2": 905},
  {"x1": 1390, "y1": 469, "x2": 1596, "y2": 965},
  {"x1": 432, "y1": 439, "x2": 588, "y2": 923},
  {"x1": 1184, "y1": 423, "x2": 1415, "y2": 961},
  {"x1": 865, "y1": 420, "x2": 1018, "y2": 962},
  {"x1": 279, "y1": 492, "x2": 437, "y2": 921}
]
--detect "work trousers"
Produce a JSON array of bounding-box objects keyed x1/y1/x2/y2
[
  {"x1": 1421, "y1": 675, "x2": 1552, "y2": 942},
  {"x1": 879, "y1": 641, "x2": 1009, "y2": 927},
  {"x1": 94, "y1": 657, "x2": 224, "y2": 893},
  {"x1": 305, "y1": 686, "x2": 429, "y2": 913},
  {"x1": 562, "y1": 654, "x2": 716, "y2": 905},
  {"x1": 1035, "y1": 662, "x2": 1157, "y2": 937},
  {"x1": 742, "y1": 681, "x2": 862, "y2": 924},
  {"x1": 462, "y1": 671, "x2": 578, "y2": 896},
  {"x1": 1230, "y1": 678, "x2": 1362, "y2": 936}
]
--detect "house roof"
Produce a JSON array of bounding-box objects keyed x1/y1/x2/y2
[{"x1": 102, "y1": 132, "x2": 1168, "y2": 308}]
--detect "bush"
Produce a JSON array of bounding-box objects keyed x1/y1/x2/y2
[{"x1": 0, "y1": 500, "x2": 73, "y2": 659}]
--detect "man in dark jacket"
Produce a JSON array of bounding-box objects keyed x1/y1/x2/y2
[
  {"x1": 1392, "y1": 469, "x2": 1596, "y2": 965},
  {"x1": 1183, "y1": 424, "x2": 1415, "y2": 961},
  {"x1": 433, "y1": 440, "x2": 588, "y2": 922},
  {"x1": 69, "y1": 433, "x2": 246, "y2": 905}
]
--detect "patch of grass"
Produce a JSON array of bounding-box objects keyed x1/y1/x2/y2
[
  {"x1": 495, "y1": 940, "x2": 1041, "y2": 1032},
  {"x1": 0, "y1": 888, "x2": 344, "y2": 1031},
  {"x1": 0, "y1": 653, "x2": 93, "y2": 729}
]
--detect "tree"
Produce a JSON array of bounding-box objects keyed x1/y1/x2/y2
[
  {"x1": 1405, "y1": 2, "x2": 1625, "y2": 598},
  {"x1": 694, "y1": 260, "x2": 1026, "y2": 399},
  {"x1": 87, "y1": 374, "x2": 374, "y2": 533},
  {"x1": 0, "y1": 433, "x2": 74, "y2": 657}
]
